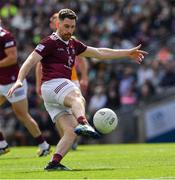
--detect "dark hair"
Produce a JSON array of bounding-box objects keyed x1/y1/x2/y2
[
  {"x1": 58, "y1": 9, "x2": 77, "y2": 21},
  {"x1": 50, "y1": 13, "x2": 58, "y2": 22}
]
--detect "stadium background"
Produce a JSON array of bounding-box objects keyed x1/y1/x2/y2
[{"x1": 0, "y1": 0, "x2": 175, "y2": 146}]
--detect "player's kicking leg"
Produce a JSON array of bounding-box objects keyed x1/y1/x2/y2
[
  {"x1": 0, "y1": 96, "x2": 10, "y2": 155},
  {"x1": 64, "y1": 90, "x2": 100, "y2": 139}
]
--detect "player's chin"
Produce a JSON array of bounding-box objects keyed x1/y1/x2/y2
[{"x1": 63, "y1": 35, "x2": 71, "y2": 41}]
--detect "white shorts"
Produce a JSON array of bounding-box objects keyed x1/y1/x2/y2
[
  {"x1": 72, "y1": 80, "x2": 80, "y2": 88},
  {"x1": 0, "y1": 79, "x2": 27, "y2": 103},
  {"x1": 41, "y1": 78, "x2": 80, "y2": 123}
]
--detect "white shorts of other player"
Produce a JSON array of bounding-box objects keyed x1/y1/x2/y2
[
  {"x1": 0, "y1": 79, "x2": 27, "y2": 103},
  {"x1": 41, "y1": 78, "x2": 80, "y2": 123}
]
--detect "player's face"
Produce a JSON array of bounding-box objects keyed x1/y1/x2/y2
[{"x1": 58, "y1": 18, "x2": 76, "y2": 41}]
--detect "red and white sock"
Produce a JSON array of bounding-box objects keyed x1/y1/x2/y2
[
  {"x1": 0, "y1": 132, "x2": 8, "y2": 148},
  {"x1": 51, "y1": 153, "x2": 63, "y2": 164},
  {"x1": 35, "y1": 135, "x2": 49, "y2": 150},
  {"x1": 77, "y1": 116, "x2": 88, "y2": 125}
]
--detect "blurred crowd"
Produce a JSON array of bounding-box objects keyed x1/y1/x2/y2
[{"x1": 0, "y1": 0, "x2": 175, "y2": 145}]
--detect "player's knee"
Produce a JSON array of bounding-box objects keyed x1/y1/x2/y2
[
  {"x1": 65, "y1": 90, "x2": 85, "y2": 107},
  {"x1": 73, "y1": 92, "x2": 86, "y2": 105},
  {"x1": 75, "y1": 97, "x2": 85, "y2": 106}
]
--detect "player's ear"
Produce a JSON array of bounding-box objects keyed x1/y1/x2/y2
[{"x1": 56, "y1": 21, "x2": 59, "y2": 29}]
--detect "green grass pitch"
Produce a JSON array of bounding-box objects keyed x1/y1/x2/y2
[{"x1": 1, "y1": 143, "x2": 175, "y2": 179}]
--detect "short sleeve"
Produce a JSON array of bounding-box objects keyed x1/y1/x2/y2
[
  {"x1": 74, "y1": 39, "x2": 87, "y2": 55},
  {"x1": 35, "y1": 37, "x2": 55, "y2": 58},
  {"x1": 3, "y1": 33, "x2": 16, "y2": 49}
]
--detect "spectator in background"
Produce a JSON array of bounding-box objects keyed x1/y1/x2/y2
[
  {"x1": 11, "y1": 10, "x2": 32, "y2": 32},
  {"x1": 88, "y1": 85, "x2": 107, "y2": 118},
  {"x1": 139, "y1": 80, "x2": 156, "y2": 104},
  {"x1": 137, "y1": 63, "x2": 154, "y2": 88},
  {"x1": 119, "y1": 67, "x2": 137, "y2": 112},
  {"x1": 149, "y1": 60, "x2": 164, "y2": 90},
  {"x1": 156, "y1": 46, "x2": 173, "y2": 65},
  {"x1": 159, "y1": 61, "x2": 175, "y2": 88},
  {"x1": 105, "y1": 76, "x2": 120, "y2": 110}
]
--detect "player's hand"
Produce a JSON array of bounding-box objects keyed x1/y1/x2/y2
[
  {"x1": 128, "y1": 44, "x2": 148, "y2": 64},
  {"x1": 7, "y1": 80, "x2": 23, "y2": 97}
]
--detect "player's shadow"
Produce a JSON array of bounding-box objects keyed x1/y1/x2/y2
[
  {"x1": 0, "y1": 155, "x2": 39, "y2": 160},
  {"x1": 71, "y1": 168, "x2": 116, "y2": 171},
  {"x1": 16, "y1": 168, "x2": 116, "y2": 173}
]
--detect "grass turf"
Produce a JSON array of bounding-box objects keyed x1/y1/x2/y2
[{"x1": 0, "y1": 143, "x2": 175, "y2": 179}]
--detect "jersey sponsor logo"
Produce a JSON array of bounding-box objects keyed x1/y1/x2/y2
[
  {"x1": 68, "y1": 56, "x2": 74, "y2": 67},
  {"x1": 5, "y1": 41, "x2": 15, "y2": 48},
  {"x1": 36, "y1": 44, "x2": 45, "y2": 52},
  {"x1": 66, "y1": 47, "x2": 70, "y2": 54},
  {"x1": 64, "y1": 56, "x2": 74, "y2": 70},
  {"x1": 57, "y1": 48, "x2": 64, "y2": 51}
]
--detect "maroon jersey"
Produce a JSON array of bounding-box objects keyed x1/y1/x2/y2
[
  {"x1": 0, "y1": 27, "x2": 19, "y2": 85},
  {"x1": 35, "y1": 33, "x2": 87, "y2": 82}
]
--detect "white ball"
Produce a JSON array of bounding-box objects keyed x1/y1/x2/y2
[{"x1": 93, "y1": 108, "x2": 118, "y2": 134}]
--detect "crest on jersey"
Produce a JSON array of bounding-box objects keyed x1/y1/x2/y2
[
  {"x1": 50, "y1": 33, "x2": 59, "y2": 40},
  {"x1": 5, "y1": 41, "x2": 14, "y2": 48},
  {"x1": 68, "y1": 56, "x2": 74, "y2": 67},
  {"x1": 36, "y1": 44, "x2": 45, "y2": 52}
]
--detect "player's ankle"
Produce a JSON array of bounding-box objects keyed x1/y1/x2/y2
[
  {"x1": 0, "y1": 140, "x2": 8, "y2": 148},
  {"x1": 77, "y1": 116, "x2": 88, "y2": 125},
  {"x1": 51, "y1": 153, "x2": 63, "y2": 164},
  {"x1": 39, "y1": 141, "x2": 49, "y2": 150}
]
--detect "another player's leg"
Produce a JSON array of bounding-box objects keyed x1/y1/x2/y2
[
  {"x1": 0, "y1": 132, "x2": 9, "y2": 155},
  {"x1": 0, "y1": 96, "x2": 10, "y2": 155},
  {"x1": 11, "y1": 99, "x2": 51, "y2": 156},
  {"x1": 45, "y1": 114, "x2": 77, "y2": 171},
  {"x1": 71, "y1": 138, "x2": 79, "y2": 150},
  {"x1": 64, "y1": 90, "x2": 100, "y2": 138}
]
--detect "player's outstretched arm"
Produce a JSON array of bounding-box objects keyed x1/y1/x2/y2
[
  {"x1": 7, "y1": 51, "x2": 42, "y2": 97},
  {"x1": 80, "y1": 44, "x2": 148, "y2": 64}
]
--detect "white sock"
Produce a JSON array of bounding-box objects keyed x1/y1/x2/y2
[
  {"x1": 0, "y1": 140, "x2": 8, "y2": 148},
  {"x1": 39, "y1": 141, "x2": 49, "y2": 150}
]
